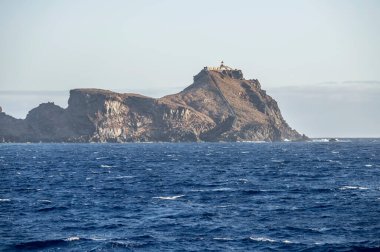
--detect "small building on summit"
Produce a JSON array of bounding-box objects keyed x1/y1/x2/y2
[{"x1": 204, "y1": 61, "x2": 244, "y2": 79}]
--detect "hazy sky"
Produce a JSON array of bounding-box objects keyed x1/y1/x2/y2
[{"x1": 0, "y1": 0, "x2": 379, "y2": 137}]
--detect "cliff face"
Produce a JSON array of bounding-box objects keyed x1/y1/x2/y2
[{"x1": 0, "y1": 68, "x2": 307, "y2": 142}]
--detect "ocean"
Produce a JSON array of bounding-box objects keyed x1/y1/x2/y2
[{"x1": 0, "y1": 140, "x2": 379, "y2": 251}]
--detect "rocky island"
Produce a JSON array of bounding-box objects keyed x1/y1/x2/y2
[{"x1": 0, "y1": 63, "x2": 307, "y2": 142}]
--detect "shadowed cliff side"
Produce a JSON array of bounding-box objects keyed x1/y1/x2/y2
[{"x1": 0, "y1": 65, "x2": 307, "y2": 142}]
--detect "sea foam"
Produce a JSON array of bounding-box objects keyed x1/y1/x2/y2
[
  {"x1": 152, "y1": 195, "x2": 184, "y2": 200},
  {"x1": 339, "y1": 186, "x2": 369, "y2": 190}
]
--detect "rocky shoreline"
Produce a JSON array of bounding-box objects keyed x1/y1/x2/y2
[{"x1": 0, "y1": 65, "x2": 307, "y2": 143}]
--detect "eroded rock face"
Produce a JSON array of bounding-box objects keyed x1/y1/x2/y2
[{"x1": 0, "y1": 68, "x2": 307, "y2": 142}]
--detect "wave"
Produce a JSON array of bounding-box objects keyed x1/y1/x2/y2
[
  {"x1": 13, "y1": 236, "x2": 84, "y2": 250},
  {"x1": 339, "y1": 186, "x2": 369, "y2": 190},
  {"x1": 88, "y1": 237, "x2": 107, "y2": 241},
  {"x1": 114, "y1": 175, "x2": 135, "y2": 179},
  {"x1": 238, "y1": 140, "x2": 266, "y2": 143},
  {"x1": 213, "y1": 237, "x2": 233, "y2": 241},
  {"x1": 14, "y1": 239, "x2": 66, "y2": 249},
  {"x1": 249, "y1": 236, "x2": 295, "y2": 244},
  {"x1": 249, "y1": 236, "x2": 276, "y2": 243},
  {"x1": 241, "y1": 189, "x2": 264, "y2": 195},
  {"x1": 189, "y1": 188, "x2": 234, "y2": 192},
  {"x1": 312, "y1": 139, "x2": 329, "y2": 142},
  {"x1": 100, "y1": 164, "x2": 113, "y2": 168},
  {"x1": 189, "y1": 188, "x2": 267, "y2": 194},
  {"x1": 211, "y1": 187, "x2": 233, "y2": 192},
  {"x1": 271, "y1": 159, "x2": 286, "y2": 163},
  {"x1": 37, "y1": 199, "x2": 52, "y2": 203},
  {"x1": 37, "y1": 206, "x2": 69, "y2": 212},
  {"x1": 152, "y1": 195, "x2": 184, "y2": 200},
  {"x1": 65, "y1": 236, "x2": 80, "y2": 241}
]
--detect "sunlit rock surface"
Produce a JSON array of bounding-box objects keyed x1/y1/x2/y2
[{"x1": 0, "y1": 66, "x2": 307, "y2": 142}]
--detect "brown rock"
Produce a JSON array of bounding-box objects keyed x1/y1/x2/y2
[{"x1": 0, "y1": 66, "x2": 307, "y2": 142}]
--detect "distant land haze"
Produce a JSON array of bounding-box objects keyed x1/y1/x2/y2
[{"x1": 0, "y1": 65, "x2": 308, "y2": 142}]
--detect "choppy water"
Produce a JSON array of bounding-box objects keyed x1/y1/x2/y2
[{"x1": 0, "y1": 140, "x2": 379, "y2": 251}]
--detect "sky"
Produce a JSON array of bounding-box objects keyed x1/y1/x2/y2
[{"x1": 0, "y1": 0, "x2": 379, "y2": 137}]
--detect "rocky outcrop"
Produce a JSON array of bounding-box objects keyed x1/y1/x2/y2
[{"x1": 0, "y1": 67, "x2": 307, "y2": 142}]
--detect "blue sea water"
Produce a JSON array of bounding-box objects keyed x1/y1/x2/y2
[{"x1": 0, "y1": 140, "x2": 379, "y2": 251}]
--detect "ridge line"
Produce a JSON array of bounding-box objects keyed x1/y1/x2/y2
[{"x1": 209, "y1": 74, "x2": 237, "y2": 123}]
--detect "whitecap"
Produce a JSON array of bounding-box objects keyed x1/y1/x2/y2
[
  {"x1": 89, "y1": 237, "x2": 107, "y2": 241},
  {"x1": 339, "y1": 186, "x2": 369, "y2": 190},
  {"x1": 249, "y1": 236, "x2": 276, "y2": 242},
  {"x1": 338, "y1": 139, "x2": 352, "y2": 142},
  {"x1": 65, "y1": 236, "x2": 80, "y2": 241},
  {"x1": 271, "y1": 159, "x2": 285, "y2": 163},
  {"x1": 240, "y1": 140, "x2": 266, "y2": 143},
  {"x1": 100, "y1": 165, "x2": 113, "y2": 168},
  {"x1": 152, "y1": 195, "x2": 184, "y2": 200},
  {"x1": 365, "y1": 164, "x2": 373, "y2": 167},
  {"x1": 211, "y1": 188, "x2": 233, "y2": 192},
  {"x1": 241, "y1": 151, "x2": 250, "y2": 154},
  {"x1": 114, "y1": 176, "x2": 135, "y2": 179},
  {"x1": 38, "y1": 200, "x2": 52, "y2": 203},
  {"x1": 312, "y1": 139, "x2": 329, "y2": 142},
  {"x1": 311, "y1": 227, "x2": 329, "y2": 232},
  {"x1": 189, "y1": 189, "x2": 206, "y2": 192},
  {"x1": 0, "y1": 199, "x2": 11, "y2": 202},
  {"x1": 282, "y1": 240, "x2": 293, "y2": 244},
  {"x1": 213, "y1": 237, "x2": 233, "y2": 241},
  {"x1": 238, "y1": 178, "x2": 248, "y2": 182}
]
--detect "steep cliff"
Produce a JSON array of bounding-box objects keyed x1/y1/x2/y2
[{"x1": 0, "y1": 67, "x2": 307, "y2": 142}]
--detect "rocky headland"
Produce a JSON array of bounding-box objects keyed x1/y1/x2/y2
[{"x1": 0, "y1": 64, "x2": 307, "y2": 142}]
